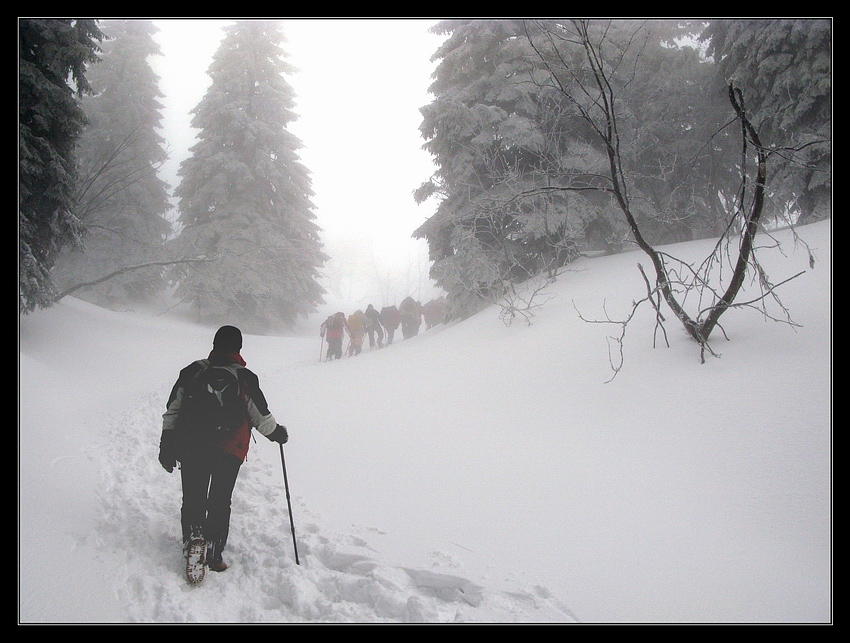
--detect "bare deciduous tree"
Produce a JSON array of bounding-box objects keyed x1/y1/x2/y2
[{"x1": 525, "y1": 20, "x2": 806, "y2": 371}]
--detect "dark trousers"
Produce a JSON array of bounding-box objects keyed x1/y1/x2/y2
[
  {"x1": 326, "y1": 336, "x2": 343, "y2": 360},
  {"x1": 180, "y1": 450, "x2": 242, "y2": 561},
  {"x1": 367, "y1": 324, "x2": 384, "y2": 348}
]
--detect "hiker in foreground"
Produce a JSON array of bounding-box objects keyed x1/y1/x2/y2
[{"x1": 158, "y1": 325, "x2": 289, "y2": 583}]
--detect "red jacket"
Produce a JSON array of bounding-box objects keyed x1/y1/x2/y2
[{"x1": 321, "y1": 313, "x2": 348, "y2": 340}]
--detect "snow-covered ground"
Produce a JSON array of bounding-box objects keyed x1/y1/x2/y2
[{"x1": 19, "y1": 221, "x2": 831, "y2": 623}]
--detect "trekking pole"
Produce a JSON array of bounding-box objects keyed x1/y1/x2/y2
[
  {"x1": 319, "y1": 334, "x2": 325, "y2": 362},
  {"x1": 278, "y1": 444, "x2": 300, "y2": 565}
]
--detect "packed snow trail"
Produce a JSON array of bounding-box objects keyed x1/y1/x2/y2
[{"x1": 92, "y1": 385, "x2": 576, "y2": 623}]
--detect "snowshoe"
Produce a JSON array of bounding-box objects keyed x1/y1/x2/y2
[{"x1": 184, "y1": 536, "x2": 207, "y2": 585}]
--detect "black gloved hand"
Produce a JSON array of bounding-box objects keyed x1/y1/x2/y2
[
  {"x1": 269, "y1": 424, "x2": 289, "y2": 444},
  {"x1": 159, "y1": 430, "x2": 177, "y2": 473}
]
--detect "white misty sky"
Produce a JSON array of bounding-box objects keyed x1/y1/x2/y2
[{"x1": 150, "y1": 18, "x2": 445, "y2": 302}]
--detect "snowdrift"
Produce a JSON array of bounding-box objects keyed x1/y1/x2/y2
[{"x1": 19, "y1": 221, "x2": 831, "y2": 623}]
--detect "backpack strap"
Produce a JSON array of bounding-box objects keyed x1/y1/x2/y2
[{"x1": 181, "y1": 359, "x2": 211, "y2": 390}]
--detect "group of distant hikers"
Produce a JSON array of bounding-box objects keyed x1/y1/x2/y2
[{"x1": 319, "y1": 295, "x2": 447, "y2": 361}]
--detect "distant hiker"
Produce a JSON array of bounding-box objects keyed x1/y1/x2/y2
[
  {"x1": 380, "y1": 305, "x2": 401, "y2": 345},
  {"x1": 347, "y1": 309, "x2": 368, "y2": 356},
  {"x1": 364, "y1": 304, "x2": 384, "y2": 349},
  {"x1": 158, "y1": 325, "x2": 289, "y2": 581},
  {"x1": 422, "y1": 296, "x2": 447, "y2": 329},
  {"x1": 320, "y1": 312, "x2": 349, "y2": 361},
  {"x1": 399, "y1": 296, "x2": 422, "y2": 340}
]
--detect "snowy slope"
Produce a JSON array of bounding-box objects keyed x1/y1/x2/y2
[{"x1": 19, "y1": 221, "x2": 831, "y2": 623}]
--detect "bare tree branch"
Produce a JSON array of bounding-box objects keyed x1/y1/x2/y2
[
  {"x1": 54, "y1": 256, "x2": 215, "y2": 301},
  {"x1": 523, "y1": 20, "x2": 805, "y2": 375}
]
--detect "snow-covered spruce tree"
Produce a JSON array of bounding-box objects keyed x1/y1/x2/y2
[
  {"x1": 699, "y1": 19, "x2": 831, "y2": 225},
  {"x1": 415, "y1": 20, "x2": 611, "y2": 321},
  {"x1": 415, "y1": 19, "x2": 743, "y2": 324},
  {"x1": 605, "y1": 20, "x2": 737, "y2": 245},
  {"x1": 169, "y1": 21, "x2": 327, "y2": 332},
  {"x1": 52, "y1": 20, "x2": 172, "y2": 308},
  {"x1": 19, "y1": 19, "x2": 102, "y2": 313}
]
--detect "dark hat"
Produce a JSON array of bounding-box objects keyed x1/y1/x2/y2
[{"x1": 213, "y1": 325, "x2": 243, "y2": 351}]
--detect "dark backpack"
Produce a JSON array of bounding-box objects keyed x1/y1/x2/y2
[
  {"x1": 327, "y1": 314, "x2": 342, "y2": 330},
  {"x1": 176, "y1": 361, "x2": 247, "y2": 433}
]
